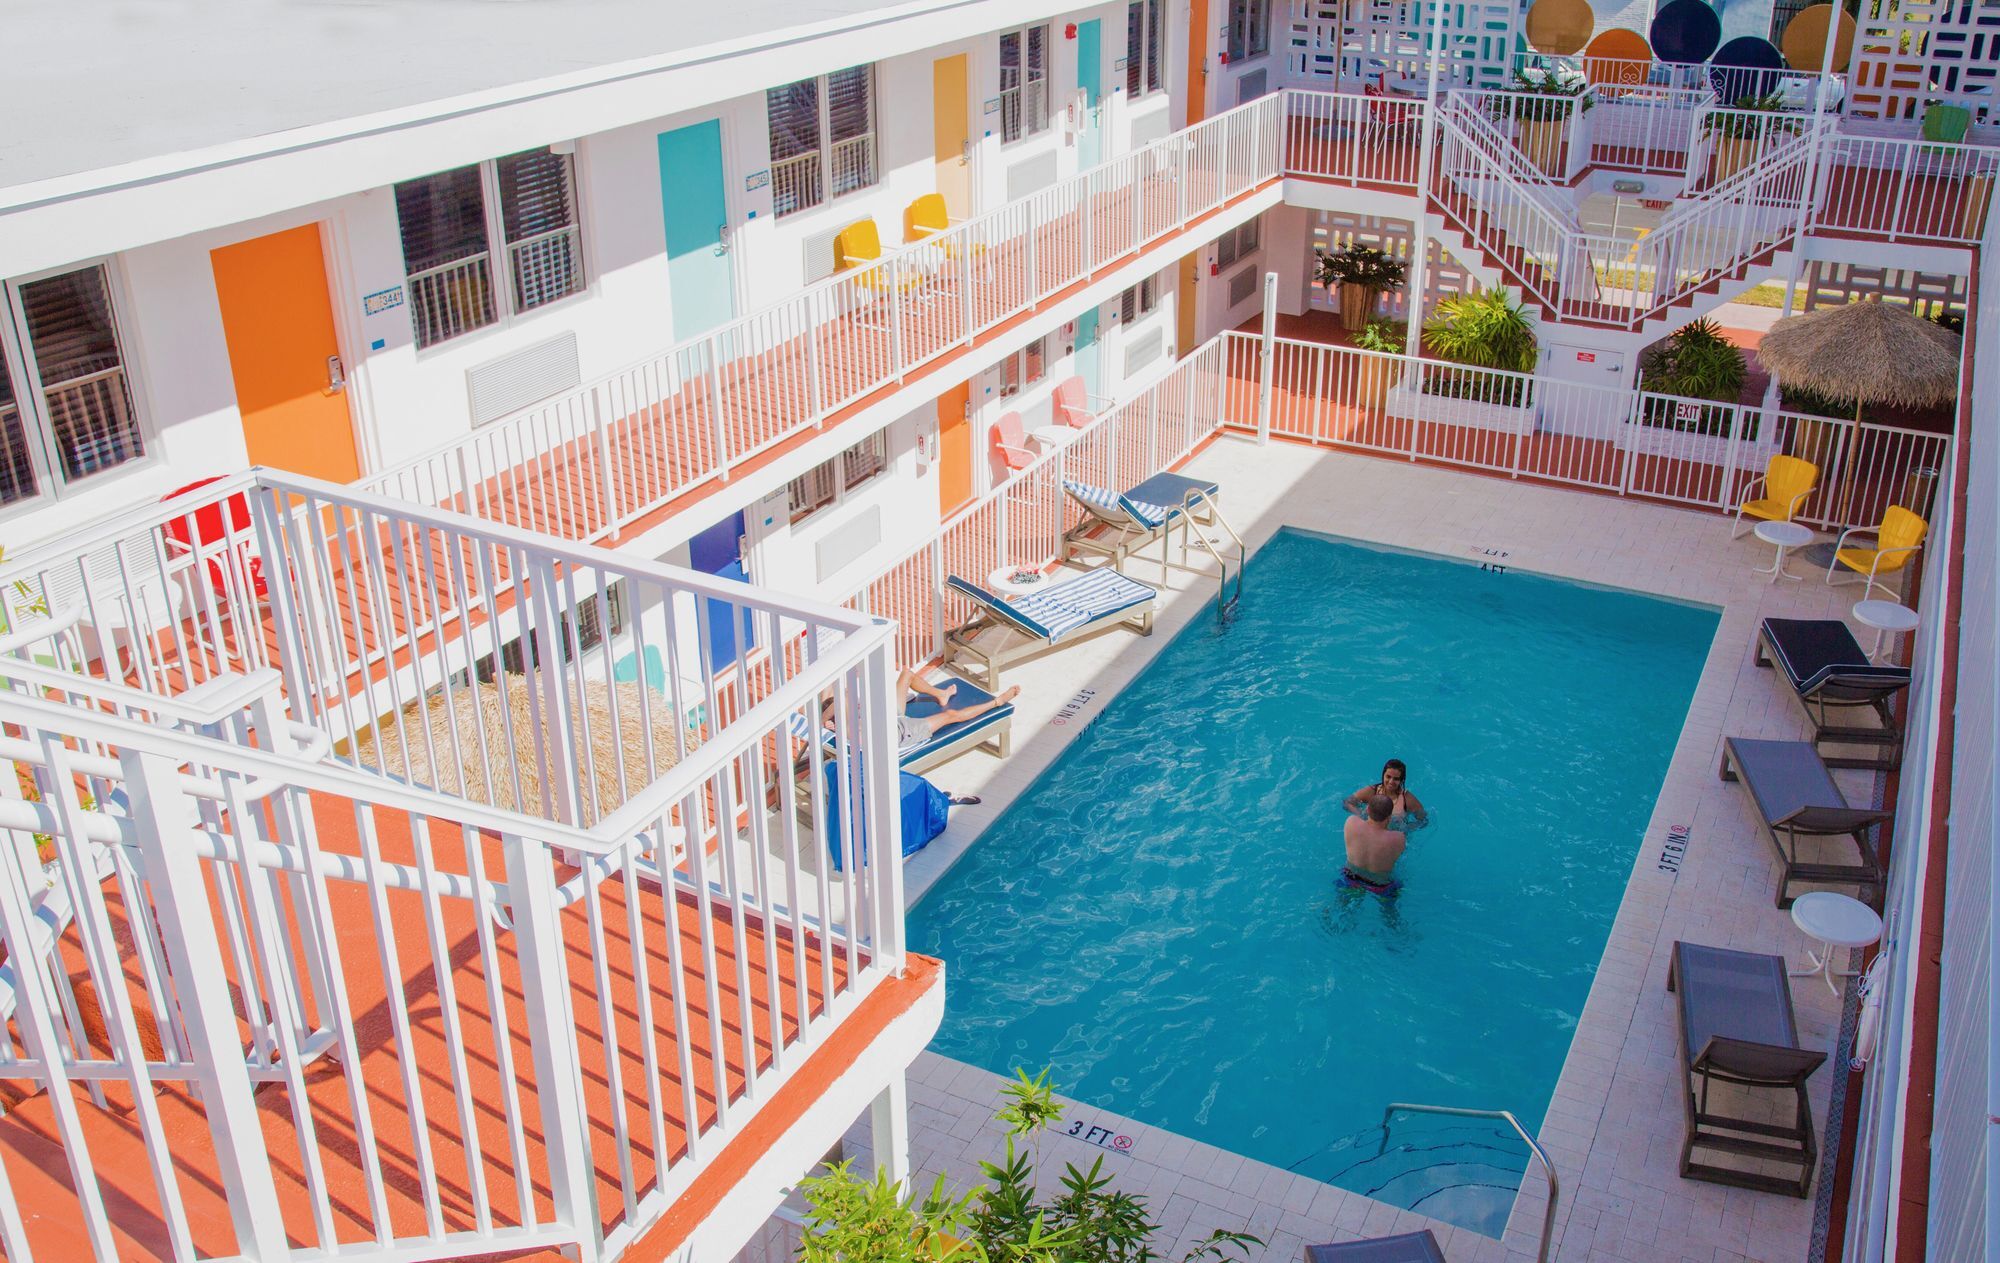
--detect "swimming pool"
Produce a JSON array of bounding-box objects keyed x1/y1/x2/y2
[{"x1": 907, "y1": 529, "x2": 1718, "y2": 1236}]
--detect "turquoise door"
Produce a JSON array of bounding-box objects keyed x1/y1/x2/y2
[
  {"x1": 1077, "y1": 19, "x2": 1103, "y2": 169},
  {"x1": 1074, "y1": 306, "x2": 1102, "y2": 395},
  {"x1": 658, "y1": 120, "x2": 736, "y2": 339}
]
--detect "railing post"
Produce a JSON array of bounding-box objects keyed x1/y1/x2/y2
[
  {"x1": 806, "y1": 303, "x2": 827, "y2": 419},
  {"x1": 1080, "y1": 172, "x2": 1095, "y2": 278},
  {"x1": 1024, "y1": 214, "x2": 1040, "y2": 312},
  {"x1": 890, "y1": 259, "x2": 909, "y2": 373},
  {"x1": 525, "y1": 555, "x2": 584, "y2": 827},
  {"x1": 501, "y1": 830, "x2": 604, "y2": 1262},
  {"x1": 1618, "y1": 393, "x2": 1643, "y2": 495},
  {"x1": 122, "y1": 749, "x2": 291, "y2": 1262},
  {"x1": 961, "y1": 246, "x2": 978, "y2": 344},
  {"x1": 929, "y1": 538, "x2": 947, "y2": 660},
  {"x1": 591, "y1": 390, "x2": 620, "y2": 541},
  {"x1": 706, "y1": 333, "x2": 731, "y2": 480},
  {"x1": 1256, "y1": 272, "x2": 1278, "y2": 445},
  {"x1": 860, "y1": 646, "x2": 906, "y2": 968},
  {"x1": 995, "y1": 479, "x2": 1010, "y2": 569}
]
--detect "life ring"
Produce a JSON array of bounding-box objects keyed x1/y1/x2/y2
[{"x1": 1851, "y1": 954, "x2": 1888, "y2": 1068}]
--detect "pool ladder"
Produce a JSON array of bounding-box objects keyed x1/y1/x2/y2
[
  {"x1": 1379, "y1": 1103, "x2": 1558, "y2": 1262},
  {"x1": 1162, "y1": 488, "x2": 1245, "y2": 616}
]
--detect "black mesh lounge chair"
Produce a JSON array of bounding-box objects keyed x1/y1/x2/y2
[
  {"x1": 1306, "y1": 1232, "x2": 1446, "y2": 1263},
  {"x1": 1720, "y1": 737, "x2": 1890, "y2": 909},
  {"x1": 1756, "y1": 618, "x2": 1911, "y2": 772},
  {"x1": 1667, "y1": 941, "x2": 1827, "y2": 1197}
]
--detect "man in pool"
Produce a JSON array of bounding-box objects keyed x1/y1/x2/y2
[
  {"x1": 1343, "y1": 758, "x2": 1429, "y2": 831},
  {"x1": 1342, "y1": 794, "x2": 1407, "y2": 893}
]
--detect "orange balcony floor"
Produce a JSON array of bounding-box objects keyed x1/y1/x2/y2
[{"x1": 0, "y1": 792, "x2": 936, "y2": 1262}]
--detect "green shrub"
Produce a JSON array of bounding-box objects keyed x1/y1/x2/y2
[
  {"x1": 1422, "y1": 287, "x2": 1539, "y2": 374},
  {"x1": 1352, "y1": 319, "x2": 1408, "y2": 353},
  {"x1": 798, "y1": 1070, "x2": 1261, "y2": 1263},
  {"x1": 1638, "y1": 318, "x2": 1747, "y2": 403}
]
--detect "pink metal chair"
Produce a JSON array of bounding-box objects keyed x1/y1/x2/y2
[
  {"x1": 991, "y1": 413, "x2": 1034, "y2": 471},
  {"x1": 1051, "y1": 376, "x2": 1099, "y2": 429}
]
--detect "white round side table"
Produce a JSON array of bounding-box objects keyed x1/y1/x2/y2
[
  {"x1": 986, "y1": 565, "x2": 1051, "y2": 597},
  {"x1": 1852, "y1": 599, "x2": 1919, "y2": 662},
  {"x1": 1788, "y1": 891, "x2": 1883, "y2": 996},
  {"x1": 1752, "y1": 520, "x2": 1815, "y2": 584}
]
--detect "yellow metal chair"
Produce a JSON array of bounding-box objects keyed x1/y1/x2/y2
[
  {"x1": 904, "y1": 192, "x2": 988, "y2": 276},
  {"x1": 834, "y1": 219, "x2": 923, "y2": 295},
  {"x1": 1827, "y1": 505, "x2": 1927, "y2": 597},
  {"x1": 1729, "y1": 454, "x2": 1820, "y2": 539}
]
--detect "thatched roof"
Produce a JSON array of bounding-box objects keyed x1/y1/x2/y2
[
  {"x1": 1757, "y1": 300, "x2": 1961, "y2": 410},
  {"x1": 351, "y1": 675, "x2": 683, "y2": 825}
]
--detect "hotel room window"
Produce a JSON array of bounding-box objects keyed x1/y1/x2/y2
[
  {"x1": 1228, "y1": 0, "x2": 1271, "y2": 62},
  {"x1": 768, "y1": 65, "x2": 881, "y2": 217},
  {"x1": 1127, "y1": 0, "x2": 1164, "y2": 96},
  {"x1": 999, "y1": 25, "x2": 1052, "y2": 143}
]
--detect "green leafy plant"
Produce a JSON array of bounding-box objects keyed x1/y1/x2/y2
[
  {"x1": 1422, "y1": 287, "x2": 1539, "y2": 374},
  {"x1": 1932, "y1": 308, "x2": 1965, "y2": 334},
  {"x1": 1492, "y1": 66, "x2": 1593, "y2": 122},
  {"x1": 1701, "y1": 93, "x2": 1801, "y2": 140},
  {"x1": 1315, "y1": 245, "x2": 1408, "y2": 293},
  {"x1": 797, "y1": 1069, "x2": 1261, "y2": 1263},
  {"x1": 1352, "y1": 319, "x2": 1408, "y2": 353},
  {"x1": 1638, "y1": 318, "x2": 1748, "y2": 402}
]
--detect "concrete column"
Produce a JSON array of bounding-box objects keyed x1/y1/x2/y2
[{"x1": 869, "y1": 1073, "x2": 911, "y2": 1188}]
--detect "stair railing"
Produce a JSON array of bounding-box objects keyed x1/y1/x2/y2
[
  {"x1": 1430, "y1": 97, "x2": 1586, "y2": 314},
  {"x1": 1380, "y1": 1102, "x2": 1558, "y2": 1262}
]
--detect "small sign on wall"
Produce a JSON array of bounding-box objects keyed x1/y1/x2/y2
[
  {"x1": 1576, "y1": 351, "x2": 1595, "y2": 363},
  {"x1": 745, "y1": 169, "x2": 770, "y2": 191},
  {"x1": 362, "y1": 286, "x2": 406, "y2": 316},
  {"x1": 984, "y1": 98, "x2": 1001, "y2": 114}
]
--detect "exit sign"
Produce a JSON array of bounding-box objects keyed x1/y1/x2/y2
[{"x1": 1576, "y1": 351, "x2": 1596, "y2": 363}]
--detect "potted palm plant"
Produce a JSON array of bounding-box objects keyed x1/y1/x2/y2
[
  {"x1": 1316, "y1": 244, "x2": 1409, "y2": 331},
  {"x1": 1702, "y1": 93, "x2": 1799, "y2": 183},
  {"x1": 1352, "y1": 319, "x2": 1408, "y2": 411},
  {"x1": 1494, "y1": 66, "x2": 1591, "y2": 176}
]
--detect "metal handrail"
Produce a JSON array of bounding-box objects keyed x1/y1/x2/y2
[
  {"x1": 1180, "y1": 488, "x2": 1245, "y2": 614},
  {"x1": 1379, "y1": 1102, "x2": 1558, "y2": 1262}
]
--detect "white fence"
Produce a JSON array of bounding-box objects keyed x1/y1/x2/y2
[
  {"x1": 361, "y1": 95, "x2": 1287, "y2": 548},
  {"x1": 1221, "y1": 330, "x2": 1952, "y2": 530}
]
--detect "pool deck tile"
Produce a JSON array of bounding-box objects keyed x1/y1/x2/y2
[{"x1": 847, "y1": 435, "x2": 1875, "y2": 1263}]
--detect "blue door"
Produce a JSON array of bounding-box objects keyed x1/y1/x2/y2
[
  {"x1": 1077, "y1": 19, "x2": 1104, "y2": 169},
  {"x1": 658, "y1": 120, "x2": 736, "y2": 339},
  {"x1": 689, "y1": 511, "x2": 755, "y2": 674},
  {"x1": 1075, "y1": 306, "x2": 1103, "y2": 395}
]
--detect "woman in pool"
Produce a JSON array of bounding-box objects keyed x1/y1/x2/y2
[{"x1": 1342, "y1": 758, "x2": 1429, "y2": 832}]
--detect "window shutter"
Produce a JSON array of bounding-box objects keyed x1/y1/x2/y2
[
  {"x1": 1146, "y1": 0, "x2": 1164, "y2": 91},
  {"x1": 767, "y1": 80, "x2": 821, "y2": 162},
  {"x1": 826, "y1": 66, "x2": 877, "y2": 196},
  {"x1": 394, "y1": 166, "x2": 491, "y2": 274},
  {"x1": 0, "y1": 354, "x2": 35, "y2": 507},
  {"x1": 496, "y1": 149, "x2": 576, "y2": 244}
]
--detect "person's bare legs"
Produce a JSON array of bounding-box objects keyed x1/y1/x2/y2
[
  {"x1": 928, "y1": 684, "x2": 1021, "y2": 730},
  {"x1": 898, "y1": 667, "x2": 954, "y2": 706}
]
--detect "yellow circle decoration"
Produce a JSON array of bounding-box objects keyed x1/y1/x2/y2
[
  {"x1": 1526, "y1": 0, "x2": 1595, "y2": 55},
  {"x1": 1583, "y1": 28, "x2": 1652, "y2": 85},
  {"x1": 1781, "y1": 4, "x2": 1856, "y2": 73}
]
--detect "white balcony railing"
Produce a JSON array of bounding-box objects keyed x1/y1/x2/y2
[
  {"x1": 406, "y1": 254, "x2": 497, "y2": 348},
  {"x1": 360, "y1": 93, "x2": 1289, "y2": 548},
  {"x1": 0, "y1": 470, "x2": 906, "y2": 1263},
  {"x1": 43, "y1": 365, "x2": 143, "y2": 481}
]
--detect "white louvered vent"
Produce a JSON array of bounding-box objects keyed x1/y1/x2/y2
[
  {"x1": 1005, "y1": 151, "x2": 1060, "y2": 201},
  {"x1": 1123, "y1": 326, "x2": 1165, "y2": 376},
  {"x1": 466, "y1": 332, "x2": 580, "y2": 427},
  {"x1": 1236, "y1": 70, "x2": 1269, "y2": 103},
  {"x1": 815, "y1": 504, "x2": 883, "y2": 582},
  {"x1": 1229, "y1": 264, "x2": 1259, "y2": 306},
  {"x1": 802, "y1": 222, "x2": 846, "y2": 284}
]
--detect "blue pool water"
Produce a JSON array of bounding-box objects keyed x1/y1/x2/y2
[{"x1": 908, "y1": 529, "x2": 1718, "y2": 1236}]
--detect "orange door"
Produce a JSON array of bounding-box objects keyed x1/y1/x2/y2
[
  {"x1": 210, "y1": 224, "x2": 361, "y2": 483},
  {"x1": 932, "y1": 55, "x2": 972, "y2": 216},
  {"x1": 937, "y1": 382, "x2": 973, "y2": 514}
]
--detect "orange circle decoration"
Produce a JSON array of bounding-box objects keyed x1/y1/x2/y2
[
  {"x1": 1781, "y1": 4, "x2": 1856, "y2": 73},
  {"x1": 1526, "y1": 0, "x2": 1595, "y2": 55},
  {"x1": 1583, "y1": 28, "x2": 1652, "y2": 85}
]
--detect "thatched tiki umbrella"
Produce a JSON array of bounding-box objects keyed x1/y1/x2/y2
[{"x1": 1756, "y1": 299, "x2": 1960, "y2": 525}]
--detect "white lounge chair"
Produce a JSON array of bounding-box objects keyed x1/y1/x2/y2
[{"x1": 944, "y1": 569, "x2": 1155, "y2": 686}]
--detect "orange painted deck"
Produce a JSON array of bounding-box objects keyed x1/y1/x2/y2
[{"x1": 0, "y1": 791, "x2": 937, "y2": 1261}]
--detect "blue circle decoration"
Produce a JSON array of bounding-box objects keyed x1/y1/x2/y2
[
  {"x1": 1711, "y1": 35, "x2": 1786, "y2": 100},
  {"x1": 1650, "y1": 0, "x2": 1722, "y2": 64}
]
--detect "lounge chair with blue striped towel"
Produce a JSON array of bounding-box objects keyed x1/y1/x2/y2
[
  {"x1": 944, "y1": 568, "x2": 1156, "y2": 686},
  {"x1": 788, "y1": 672, "x2": 1015, "y2": 775},
  {"x1": 1061, "y1": 473, "x2": 1220, "y2": 569}
]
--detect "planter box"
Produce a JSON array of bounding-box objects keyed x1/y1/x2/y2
[{"x1": 1385, "y1": 377, "x2": 1536, "y2": 434}]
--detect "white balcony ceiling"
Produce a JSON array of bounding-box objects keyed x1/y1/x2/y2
[{"x1": 0, "y1": 0, "x2": 931, "y2": 191}]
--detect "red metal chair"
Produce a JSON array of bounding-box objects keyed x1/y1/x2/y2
[
  {"x1": 160, "y1": 477, "x2": 268, "y2": 608},
  {"x1": 1364, "y1": 74, "x2": 1419, "y2": 143},
  {"x1": 991, "y1": 413, "x2": 1034, "y2": 471}
]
